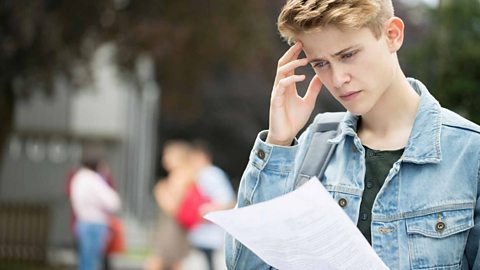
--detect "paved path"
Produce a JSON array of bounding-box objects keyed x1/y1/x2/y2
[
  {"x1": 49, "y1": 247, "x2": 228, "y2": 270},
  {"x1": 111, "y1": 249, "x2": 227, "y2": 270}
]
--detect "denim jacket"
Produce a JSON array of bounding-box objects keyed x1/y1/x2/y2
[{"x1": 225, "y1": 78, "x2": 480, "y2": 270}]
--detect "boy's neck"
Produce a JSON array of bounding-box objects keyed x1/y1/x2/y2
[{"x1": 357, "y1": 72, "x2": 420, "y2": 151}]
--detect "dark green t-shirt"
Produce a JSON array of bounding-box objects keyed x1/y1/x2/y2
[{"x1": 358, "y1": 145, "x2": 404, "y2": 244}]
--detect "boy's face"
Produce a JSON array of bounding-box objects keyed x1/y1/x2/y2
[{"x1": 299, "y1": 25, "x2": 398, "y2": 116}]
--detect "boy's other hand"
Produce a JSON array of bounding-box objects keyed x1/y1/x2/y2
[{"x1": 266, "y1": 42, "x2": 322, "y2": 146}]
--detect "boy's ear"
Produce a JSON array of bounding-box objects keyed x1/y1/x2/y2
[{"x1": 384, "y1": 17, "x2": 404, "y2": 53}]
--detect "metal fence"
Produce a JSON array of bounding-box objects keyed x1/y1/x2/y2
[{"x1": 0, "y1": 202, "x2": 50, "y2": 263}]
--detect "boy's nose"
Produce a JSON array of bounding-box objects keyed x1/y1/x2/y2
[{"x1": 331, "y1": 65, "x2": 351, "y2": 89}]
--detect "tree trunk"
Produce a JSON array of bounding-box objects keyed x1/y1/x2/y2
[{"x1": 0, "y1": 80, "x2": 14, "y2": 172}]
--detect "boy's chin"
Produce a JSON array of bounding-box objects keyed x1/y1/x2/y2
[{"x1": 343, "y1": 105, "x2": 371, "y2": 117}]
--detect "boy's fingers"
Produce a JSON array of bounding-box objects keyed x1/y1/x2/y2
[
  {"x1": 273, "y1": 75, "x2": 306, "y2": 96},
  {"x1": 303, "y1": 75, "x2": 322, "y2": 105},
  {"x1": 278, "y1": 42, "x2": 303, "y2": 67},
  {"x1": 277, "y1": 75, "x2": 306, "y2": 89},
  {"x1": 277, "y1": 58, "x2": 309, "y2": 76},
  {"x1": 274, "y1": 58, "x2": 308, "y2": 85}
]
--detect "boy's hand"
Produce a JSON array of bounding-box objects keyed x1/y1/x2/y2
[{"x1": 266, "y1": 42, "x2": 322, "y2": 146}]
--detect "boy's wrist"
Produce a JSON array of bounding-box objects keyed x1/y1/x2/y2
[{"x1": 266, "y1": 134, "x2": 294, "y2": 146}]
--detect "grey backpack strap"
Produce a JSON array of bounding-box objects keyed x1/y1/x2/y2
[{"x1": 294, "y1": 112, "x2": 344, "y2": 188}]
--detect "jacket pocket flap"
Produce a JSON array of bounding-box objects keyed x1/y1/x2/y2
[{"x1": 406, "y1": 208, "x2": 474, "y2": 238}]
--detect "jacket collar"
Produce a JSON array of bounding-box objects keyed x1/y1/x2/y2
[{"x1": 329, "y1": 78, "x2": 442, "y2": 164}]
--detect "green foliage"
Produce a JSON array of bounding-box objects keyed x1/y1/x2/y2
[
  {"x1": 0, "y1": 0, "x2": 115, "y2": 93},
  {"x1": 114, "y1": 0, "x2": 274, "y2": 110},
  {"x1": 0, "y1": 0, "x2": 273, "y2": 102},
  {"x1": 405, "y1": 0, "x2": 480, "y2": 123}
]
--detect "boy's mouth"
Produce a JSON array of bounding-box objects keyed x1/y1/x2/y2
[{"x1": 340, "y1": 90, "x2": 361, "y2": 101}]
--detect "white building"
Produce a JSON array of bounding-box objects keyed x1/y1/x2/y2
[{"x1": 0, "y1": 43, "x2": 160, "y2": 262}]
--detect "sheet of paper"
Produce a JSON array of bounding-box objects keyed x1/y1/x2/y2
[{"x1": 204, "y1": 177, "x2": 389, "y2": 270}]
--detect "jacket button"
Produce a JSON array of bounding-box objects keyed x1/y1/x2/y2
[
  {"x1": 338, "y1": 198, "x2": 348, "y2": 208},
  {"x1": 257, "y1": 149, "x2": 266, "y2": 160},
  {"x1": 361, "y1": 213, "x2": 369, "y2": 221},
  {"x1": 436, "y1": 221, "x2": 446, "y2": 232}
]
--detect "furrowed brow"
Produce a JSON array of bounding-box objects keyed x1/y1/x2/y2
[
  {"x1": 332, "y1": 45, "x2": 360, "y2": 57},
  {"x1": 308, "y1": 44, "x2": 361, "y2": 64},
  {"x1": 308, "y1": 58, "x2": 326, "y2": 65}
]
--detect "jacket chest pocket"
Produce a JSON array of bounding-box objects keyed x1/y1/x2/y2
[
  {"x1": 328, "y1": 190, "x2": 362, "y2": 224},
  {"x1": 405, "y1": 208, "x2": 474, "y2": 270}
]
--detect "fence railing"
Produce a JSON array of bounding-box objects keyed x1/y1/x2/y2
[{"x1": 0, "y1": 202, "x2": 50, "y2": 263}]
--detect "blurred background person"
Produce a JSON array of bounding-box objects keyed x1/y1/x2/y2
[
  {"x1": 70, "y1": 150, "x2": 121, "y2": 270},
  {"x1": 67, "y1": 157, "x2": 120, "y2": 270},
  {"x1": 145, "y1": 140, "x2": 193, "y2": 270},
  {"x1": 188, "y1": 140, "x2": 236, "y2": 270},
  {"x1": 97, "y1": 159, "x2": 125, "y2": 270}
]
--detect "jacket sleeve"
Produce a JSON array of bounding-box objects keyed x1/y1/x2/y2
[
  {"x1": 225, "y1": 129, "x2": 309, "y2": 270},
  {"x1": 463, "y1": 166, "x2": 480, "y2": 269}
]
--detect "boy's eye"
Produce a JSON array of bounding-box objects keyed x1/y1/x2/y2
[
  {"x1": 341, "y1": 50, "x2": 358, "y2": 60},
  {"x1": 313, "y1": 60, "x2": 329, "y2": 69}
]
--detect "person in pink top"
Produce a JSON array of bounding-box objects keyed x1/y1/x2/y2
[{"x1": 70, "y1": 151, "x2": 121, "y2": 270}]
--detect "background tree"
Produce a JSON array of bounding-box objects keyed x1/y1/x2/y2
[
  {"x1": 403, "y1": 0, "x2": 480, "y2": 123},
  {"x1": 0, "y1": 0, "x2": 116, "y2": 165}
]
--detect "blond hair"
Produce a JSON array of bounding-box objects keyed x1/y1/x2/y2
[{"x1": 278, "y1": 0, "x2": 394, "y2": 44}]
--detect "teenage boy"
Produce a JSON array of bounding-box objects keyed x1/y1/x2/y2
[{"x1": 225, "y1": 0, "x2": 480, "y2": 269}]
